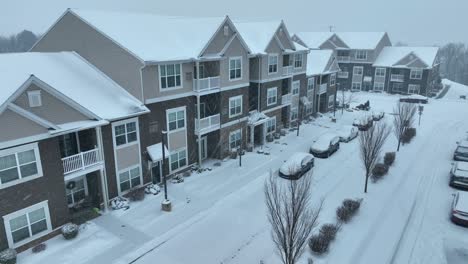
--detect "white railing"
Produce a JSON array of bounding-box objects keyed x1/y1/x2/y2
[
  {"x1": 281, "y1": 93, "x2": 292, "y2": 105},
  {"x1": 391, "y1": 74, "x2": 405, "y2": 82},
  {"x1": 193, "y1": 76, "x2": 220, "y2": 92},
  {"x1": 62, "y1": 148, "x2": 100, "y2": 175},
  {"x1": 337, "y1": 56, "x2": 350, "y2": 63},
  {"x1": 195, "y1": 114, "x2": 221, "y2": 135},
  {"x1": 282, "y1": 66, "x2": 293, "y2": 76},
  {"x1": 319, "y1": 84, "x2": 327, "y2": 94},
  {"x1": 337, "y1": 72, "x2": 349, "y2": 78}
]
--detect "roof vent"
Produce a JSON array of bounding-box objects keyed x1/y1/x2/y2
[
  {"x1": 224, "y1": 25, "x2": 229, "y2": 36},
  {"x1": 28, "y1": 90, "x2": 42, "y2": 107}
]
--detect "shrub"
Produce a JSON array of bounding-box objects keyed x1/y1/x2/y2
[
  {"x1": 0, "y1": 248, "x2": 16, "y2": 264},
  {"x1": 309, "y1": 233, "x2": 330, "y2": 254},
  {"x1": 127, "y1": 187, "x2": 146, "y2": 202},
  {"x1": 61, "y1": 223, "x2": 79, "y2": 240},
  {"x1": 401, "y1": 127, "x2": 416, "y2": 144},
  {"x1": 384, "y1": 152, "x2": 396, "y2": 166},
  {"x1": 32, "y1": 243, "x2": 47, "y2": 253},
  {"x1": 319, "y1": 223, "x2": 340, "y2": 242},
  {"x1": 371, "y1": 163, "x2": 389, "y2": 182},
  {"x1": 336, "y1": 199, "x2": 362, "y2": 223}
]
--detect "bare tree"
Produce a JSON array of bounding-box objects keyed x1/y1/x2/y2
[
  {"x1": 264, "y1": 171, "x2": 322, "y2": 264},
  {"x1": 393, "y1": 102, "x2": 417, "y2": 151},
  {"x1": 339, "y1": 89, "x2": 356, "y2": 115},
  {"x1": 359, "y1": 121, "x2": 391, "y2": 193}
]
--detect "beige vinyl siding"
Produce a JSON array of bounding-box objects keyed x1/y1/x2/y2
[
  {"x1": 0, "y1": 109, "x2": 48, "y2": 143},
  {"x1": 201, "y1": 21, "x2": 235, "y2": 56},
  {"x1": 115, "y1": 143, "x2": 141, "y2": 171},
  {"x1": 142, "y1": 62, "x2": 195, "y2": 100},
  {"x1": 220, "y1": 37, "x2": 250, "y2": 87}
]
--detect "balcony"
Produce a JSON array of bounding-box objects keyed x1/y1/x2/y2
[
  {"x1": 195, "y1": 114, "x2": 221, "y2": 135},
  {"x1": 282, "y1": 66, "x2": 293, "y2": 76},
  {"x1": 281, "y1": 93, "x2": 292, "y2": 105},
  {"x1": 62, "y1": 148, "x2": 101, "y2": 175},
  {"x1": 391, "y1": 74, "x2": 405, "y2": 82},
  {"x1": 318, "y1": 84, "x2": 327, "y2": 94},
  {"x1": 337, "y1": 72, "x2": 349, "y2": 79},
  {"x1": 193, "y1": 76, "x2": 220, "y2": 92},
  {"x1": 337, "y1": 56, "x2": 350, "y2": 63}
]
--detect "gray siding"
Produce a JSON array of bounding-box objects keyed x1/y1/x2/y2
[
  {"x1": 201, "y1": 21, "x2": 235, "y2": 56},
  {"x1": 220, "y1": 37, "x2": 250, "y2": 88},
  {"x1": 0, "y1": 109, "x2": 48, "y2": 143}
]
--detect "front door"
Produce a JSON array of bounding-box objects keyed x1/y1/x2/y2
[
  {"x1": 151, "y1": 162, "x2": 161, "y2": 184},
  {"x1": 201, "y1": 136, "x2": 208, "y2": 160}
]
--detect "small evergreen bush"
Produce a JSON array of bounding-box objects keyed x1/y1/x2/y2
[{"x1": 384, "y1": 152, "x2": 396, "y2": 166}]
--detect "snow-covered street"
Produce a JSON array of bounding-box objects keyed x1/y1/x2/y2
[{"x1": 18, "y1": 91, "x2": 468, "y2": 264}]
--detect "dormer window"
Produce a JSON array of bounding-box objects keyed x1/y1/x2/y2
[
  {"x1": 223, "y1": 26, "x2": 229, "y2": 36},
  {"x1": 27, "y1": 91, "x2": 42, "y2": 107},
  {"x1": 355, "y1": 50, "x2": 368, "y2": 60}
]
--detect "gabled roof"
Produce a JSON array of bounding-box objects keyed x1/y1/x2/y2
[
  {"x1": 0, "y1": 52, "x2": 148, "y2": 121},
  {"x1": 306, "y1": 50, "x2": 339, "y2": 76},
  {"x1": 336, "y1": 32, "x2": 388, "y2": 50},
  {"x1": 373, "y1": 46, "x2": 439, "y2": 68},
  {"x1": 68, "y1": 9, "x2": 231, "y2": 62},
  {"x1": 293, "y1": 32, "x2": 335, "y2": 49}
]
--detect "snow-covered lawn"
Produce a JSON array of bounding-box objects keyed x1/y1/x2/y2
[
  {"x1": 442, "y1": 79, "x2": 468, "y2": 100},
  {"x1": 17, "y1": 91, "x2": 468, "y2": 264}
]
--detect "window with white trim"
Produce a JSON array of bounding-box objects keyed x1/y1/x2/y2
[
  {"x1": 351, "y1": 82, "x2": 362, "y2": 91},
  {"x1": 170, "y1": 149, "x2": 187, "y2": 171},
  {"x1": 307, "y1": 77, "x2": 315, "y2": 91},
  {"x1": 229, "y1": 57, "x2": 242, "y2": 80},
  {"x1": 159, "y1": 64, "x2": 182, "y2": 89},
  {"x1": 353, "y1": 66, "x2": 363, "y2": 75},
  {"x1": 267, "y1": 88, "x2": 277, "y2": 106},
  {"x1": 410, "y1": 69, "x2": 423, "y2": 80},
  {"x1": 355, "y1": 50, "x2": 367, "y2": 60},
  {"x1": 374, "y1": 82, "x2": 385, "y2": 91},
  {"x1": 167, "y1": 109, "x2": 185, "y2": 131},
  {"x1": 27, "y1": 91, "x2": 42, "y2": 108},
  {"x1": 114, "y1": 121, "x2": 137, "y2": 146},
  {"x1": 393, "y1": 83, "x2": 404, "y2": 92},
  {"x1": 119, "y1": 166, "x2": 141, "y2": 193},
  {"x1": 291, "y1": 107, "x2": 298, "y2": 120},
  {"x1": 292, "y1": 81, "x2": 300, "y2": 95},
  {"x1": 330, "y1": 73, "x2": 336, "y2": 86},
  {"x1": 4, "y1": 201, "x2": 51, "y2": 247},
  {"x1": 229, "y1": 95, "x2": 243, "y2": 117},
  {"x1": 375, "y1": 68, "x2": 386, "y2": 77},
  {"x1": 408, "y1": 84, "x2": 420, "y2": 94},
  {"x1": 268, "y1": 55, "x2": 278, "y2": 74},
  {"x1": 66, "y1": 178, "x2": 86, "y2": 206},
  {"x1": 294, "y1": 53, "x2": 303, "y2": 68},
  {"x1": 0, "y1": 144, "x2": 42, "y2": 188},
  {"x1": 306, "y1": 105, "x2": 313, "y2": 115},
  {"x1": 229, "y1": 129, "x2": 242, "y2": 150},
  {"x1": 328, "y1": 95, "x2": 335, "y2": 108},
  {"x1": 266, "y1": 117, "x2": 276, "y2": 134}
]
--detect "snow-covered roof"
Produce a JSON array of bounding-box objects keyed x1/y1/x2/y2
[
  {"x1": 373, "y1": 46, "x2": 439, "y2": 68},
  {"x1": 248, "y1": 111, "x2": 269, "y2": 125},
  {"x1": 293, "y1": 32, "x2": 335, "y2": 49},
  {"x1": 147, "y1": 143, "x2": 169, "y2": 162},
  {"x1": 336, "y1": 32, "x2": 387, "y2": 50},
  {"x1": 306, "y1": 50, "x2": 335, "y2": 76},
  {"x1": 0, "y1": 52, "x2": 148, "y2": 120},
  {"x1": 69, "y1": 9, "x2": 226, "y2": 62}
]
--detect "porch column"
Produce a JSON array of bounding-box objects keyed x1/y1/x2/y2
[
  {"x1": 196, "y1": 61, "x2": 202, "y2": 168},
  {"x1": 95, "y1": 126, "x2": 109, "y2": 212}
]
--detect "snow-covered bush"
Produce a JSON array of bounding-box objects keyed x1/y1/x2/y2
[
  {"x1": 61, "y1": 223, "x2": 79, "y2": 240},
  {"x1": 402, "y1": 127, "x2": 416, "y2": 144},
  {"x1": 127, "y1": 187, "x2": 145, "y2": 201},
  {"x1": 0, "y1": 248, "x2": 16, "y2": 264},
  {"x1": 384, "y1": 152, "x2": 396, "y2": 166},
  {"x1": 111, "y1": 196, "x2": 130, "y2": 210},
  {"x1": 32, "y1": 243, "x2": 46, "y2": 253},
  {"x1": 309, "y1": 233, "x2": 330, "y2": 254},
  {"x1": 336, "y1": 199, "x2": 362, "y2": 223},
  {"x1": 230, "y1": 148, "x2": 238, "y2": 159},
  {"x1": 145, "y1": 184, "x2": 161, "y2": 195},
  {"x1": 171, "y1": 174, "x2": 184, "y2": 184},
  {"x1": 371, "y1": 163, "x2": 389, "y2": 182},
  {"x1": 319, "y1": 223, "x2": 339, "y2": 242},
  {"x1": 266, "y1": 134, "x2": 274, "y2": 142}
]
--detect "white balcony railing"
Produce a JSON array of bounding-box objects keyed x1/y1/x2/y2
[
  {"x1": 337, "y1": 56, "x2": 350, "y2": 63},
  {"x1": 337, "y1": 72, "x2": 349, "y2": 78},
  {"x1": 281, "y1": 93, "x2": 292, "y2": 105},
  {"x1": 319, "y1": 83, "x2": 328, "y2": 94},
  {"x1": 282, "y1": 66, "x2": 293, "y2": 76},
  {"x1": 62, "y1": 148, "x2": 100, "y2": 175},
  {"x1": 193, "y1": 76, "x2": 220, "y2": 92},
  {"x1": 195, "y1": 114, "x2": 221, "y2": 135},
  {"x1": 391, "y1": 74, "x2": 405, "y2": 82}
]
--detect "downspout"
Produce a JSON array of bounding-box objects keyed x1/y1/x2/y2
[
  {"x1": 196, "y1": 61, "x2": 202, "y2": 167},
  {"x1": 96, "y1": 126, "x2": 109, "y2": 212}
]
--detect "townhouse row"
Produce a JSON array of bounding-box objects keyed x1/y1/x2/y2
[{"x1": 0, "y1": 9, "x2": 340, "y2": 251}]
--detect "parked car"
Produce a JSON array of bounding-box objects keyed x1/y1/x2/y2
[
  {"x1": 279, "y1": 153, "x2": 314, "y2": 180},
  {"x1": 372, "y1": 111, "x2": 385, "y2": 121},
  {"x1": 355, "y1": 100, "x2": 370, "y2": 111},
  {"x1": 310, "y1": 133, "x2": 340, "y2": 158},
  {"x1": 400, "y1": 94, "x2": 428, "y2": 104},
  {"x1": 454, "y1": 140, "x2": 468, "y2": 161},
  {"x1": 450, "y1": 161, "x2": 468, "y2": 189},
  {"x1": 353, "y1": 115, "x2": 373, "y2": 131},
  {"x1": 336, "y1": 125, "x2": 358, "y2": 142},
  {"x1": 451, "y1": 191, "x2": 468, "y2": 227}
]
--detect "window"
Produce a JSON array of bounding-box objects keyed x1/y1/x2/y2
[
  {"x1": 393, "y1": 83, "x2": 404, "y2": 93},
  {"x1": 410, "y1": 69, "x2": 423, "y2": 80},
  {"x1": 355, "y1": 50, "x2": 367, "y2": 60},
  {"x1": 170, "y1": 149, "x2": 187, "y2": 171},
  {"x1": 119, "y1": 166, "x2": 141, "y2": 193},
  {"x1": 330, "y1": 73, "x2": 336, "y2": 86},
  {"x1": 266, "y1": 117, "x2": 276, "y2": 134},
  {"x1": 167, "y1": 108, "x2": 185, "y2": 131},
  {"x1": 408, "y1": 84, "x2": 421, "y2": 94},
  {"x1": 0, "y1": 143, "x2": 42, "y2": 188},
  {"x1": 374, "y1": 82, "x2": 385, "y2": 91},
  {"x1": 306, "y1": 105, "x2": 313, "y2": 115},
  {"x1": 351, "y1": 82, "x2": 362, "y2": 91},
  {"x1": 268, "y1": 55, "x2": 278, "y2": 74},
  {"x1": 290, "y1": 108, "x2": 298, "y2": 120},
  {"x1": 27, "y1": 91, "x2": 42, "y2": 107},
  {"x1": 159, "y1": 64, "x2": 182, "y2": 89},
  {"x1": 114, "y1": 121, "x2": 137, "y2": 146},
  {"x1": 307, "y1": 77, "x2": 315, "y2": 91},
  {"x1": 294, "y1": 53, "x2": 303, "y2": 68},
  {"x1": 338, "y1": 71, "x2": 349, "y2": 78},
  {"x1": 229, "y1": 130, "x2": 242, "y2": 150},
  {"x1": 229, "y1": 95, "x2": 243, "y2": 117},
  {"x1": 353, "y1": 66, "x2": 363, "y2": 75},
  {"x1": 267, "y1": 88, "x2": 277, "y2": 106},
  {"x1": 328, "y1": 95, "x2": 335, "y2": 108},
  {"x1": 4, "y1": 201, "x2": 51, "y2": 247},
  {"x1": 66, "y1": 178, "x2": 86, "y2": 206},
  {"x1": 229, "y1": 57, "x2": 242, "y2": 80},
  {"x1": 292, "y1": 81, "x2": 300, "y2": 95},
  {"x1": 375, "y1": 68, "x2": 386, "y2": 77}
]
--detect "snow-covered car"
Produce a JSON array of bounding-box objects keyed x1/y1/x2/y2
[
  {"x1": 372, "y1": 111, "x2": 385, "y2": 121},
  {"x1": 310, "y1": 134, "x2": 340, "y2": 158},
  {"x1": 451, "y1": 191, "x2": 468, "y2": 227},
  {"x1": 353, "y1": 116, "x2": 373, "y2": 131},
  {"x1": 336, "y1": 125, "x2": 358, "y2": 143},
  {"x1": 400, "y1": 94, "x2": 428, "y2": 104},
  {"x1": 450, "y1": 162, "x2": 468, "y2": 189},
  {"x1": 454, "y1": 140, "x2": 468, "y2": 161},
  {"x1": 279, "y1": 153, "x2": 314, "y2": 180}
]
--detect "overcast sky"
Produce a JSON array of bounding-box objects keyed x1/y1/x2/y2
[{"x1": 1, "y1": 0, "x2": 466, "y2": 46}]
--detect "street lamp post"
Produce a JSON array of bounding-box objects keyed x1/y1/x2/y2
[{"x1": 161, "y1": 130, "x2": 171, "y2": 211}]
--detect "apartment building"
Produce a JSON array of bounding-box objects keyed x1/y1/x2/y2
[{"x1": 0, "y1": 52, "x2": 149, "y2": 251}]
